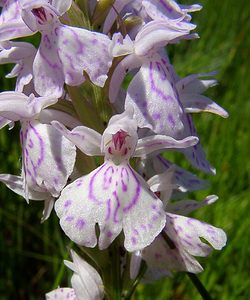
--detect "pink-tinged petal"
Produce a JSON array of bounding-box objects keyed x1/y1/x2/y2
[
  {"x1": 176, "y1": 72, "x2": 218, "y2": 94},
  {"x1": 0, "y1": 41, "x2": 35, "y2": 92},
  {"x1": 57, "y1": 24, "x2": 112, "y2": 87},
  {"x1": 142, "y1": 233, "x2": 204, "y2": 274},
  {"x1": 109, "y1": 53, "x2": 141, "y2": 103},
  {"x1": 180, "y1": 3, "x2": 202, "y2": 13},
  {"x1": 0, "y1": 173, "x2": 54, "y2": 220},
  {"x1": 165, "y1": 213, "x2": 227, "y2": 257},
  {"x1": 0, "y1": 116, "x2": 12, "y2": 129},
  {"x1": 51, "y1": 121, "x2": 102, "y2": 156},
  {"x1": 142, "y1": 0, "x2": 201, "y2": 25},
  {"x1": 142, "y1": 212, "x2": 227, "y2": 274},
  {"x1": 130, "y1": 251, "x2": 142, "y2": 279},
  {"x1": 147, "y1": 167, "x2": 176, "y2": 193},
  {"x1": 20, "y1": 0, "x2": 60, "y2": 31},
  {"x1": 111, "y1": 33, "x2": 134, "y2": 57},
  {"x1": 167, "y1": 195, "x2": 218, "y2": 215},
  {"x1": 103, "y1": 0, "x2": 132, "y2": 33},
  {"x1": 52, "y1": 0, "x2": 72, "y2": 15},
  {"x1": 0, "y1": 0, "x2": 33, "y2": 41},
  {"x1": 142, "y1": 0, "x2": 185, "y2": 21},
  {"x1": 181, "y1": 114, "x2": 216, "y2": 174},
  {"x1": 0, "y1": 173, "x2": 51, "y2": 200},
  {"x1": 0, "y1": 41, "x2": 36, "y2": 62},
  {"x1": 153, "y1": 155, "x2": 208, "y2": 192},
  {"x1": 55, "y1": 162, "x2": 166, "y2": 251},
  {"x1": 40, "y1": 109, "x2": 82, "y2": 129},
  {"x1": 134, "y1": 135, "x2": 198, "y2": 157},
  {"x1": 21, "y1": 120, "x2": 76, "y2": 197},
  {"x1": 117, "y1": 165, "x2": 166, "y2": 251},
  {"x1": 0, "y1": 92, "x2": 58, "y2": 121},
  {"x1": 134, "y1": 20, "x2": 195, "y2": 56},
  {"x1": 14, "y1": 65, "x2": 33, "y2": 93},
  {"x1": 46, "y1": 288, "x2": 76, "y2": 300},
  {"x1": 125, "y1": 56, "x2": 185, "y2": 136},
  {"x1": 32, "y1": 25, "x2": 65, "y2": 97},
  {"x1": 42, "y1": 197, "x2": 55, "y2": 222},
  {"x1": 182, "y1": 94, "x2": 229, "y2": 118},
  {"x1": 65, "y1": 250, "x2": 104, "y2": 300},
  {"x1": 33, "y1": 23, "x2": 112, "y2": 97}
]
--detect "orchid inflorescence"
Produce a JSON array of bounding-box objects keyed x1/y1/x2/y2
[{"x1": 0, "y1": 0, "x2": 228, "y2": 299}]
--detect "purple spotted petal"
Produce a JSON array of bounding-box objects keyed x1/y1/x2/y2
[
  {"x1": 165, "y1": 213, "x2": 227, "y2": 257},
  {"x1": 142, "y1": 212, "x2": 227, "y2": 273},
  {"x1": 57, "y1": 25, "x2": 112, "y2": 87},
  {"x1": 33, "y1": 22, "x2": 112, "y2": 97},
  {"x1": 181, "y1": 114, "x2": 216, "y2": 174},
  {"x1": 55, "y1": 161, "x2": 166, "y2": 251},
  {"x1": 46, "y1": 288, "x2": 76, "y2": 300},
  {"x1": 152, "y1": 155, "x2": 208, "y2": 191},
  {"x1": 21, "y1": 120, "x2": 76, "y2": 197},
  {"x1": 125, "y1": 55, "x2": 185, "y2": 137},
  {"x1": 142, "y1": 0, "x2": 201, "y2": 25},
  {"x1": 142, "y1": 232, "x2": 204, "y2": 273}
]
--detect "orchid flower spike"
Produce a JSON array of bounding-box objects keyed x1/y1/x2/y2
[
  {"x1": 52, "y1": 108, "x2": 198, "y2": 251},
  {"x1": 46, "y1": 249, "x2": 104, "y2": 300}
]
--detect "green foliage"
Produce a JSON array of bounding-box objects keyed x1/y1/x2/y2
[{"x1": 0, "y1": 0, "x2": 249, "y2": 299}]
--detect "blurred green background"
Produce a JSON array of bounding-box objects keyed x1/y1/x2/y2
[{"x1": 0, "y1": 0, "x2": 249, "y2": 299}]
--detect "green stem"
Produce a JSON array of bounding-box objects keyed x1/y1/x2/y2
[
  {"x1": 111, "y1": 242, "x2": 122, "y2": 300},
  {"x1": 187, "y1": 273, "x2": 213, "y2": 300}
]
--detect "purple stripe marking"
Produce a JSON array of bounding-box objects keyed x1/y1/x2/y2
[
  {"x1": 105, "y1": 199, "x2": 111, "y2": 221},
  {"x1": 88, "y1": 163, "x2": 107, "y2": 204},
  {"x1": 113, "y1": 191, "x2": 121, "y2": 223},
  {"x1": 121, "y1": 167, "x2": 129, "y2": 192},
  {"x1": 123, "y1": 166, "x2": 141, "y2": 213},
  {"x1": 28, "y1": 122, "x2": 45, "y2": 167},
  {"x1": 149, "y1": 61, "x2": 175, "y2": 103}
]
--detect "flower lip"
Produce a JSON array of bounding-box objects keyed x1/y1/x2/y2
[
  {"x1": 31, "y1": 7, "x2": 47, "y2": 23},
  {"x1": 112, "y1": 130, "x2": 129, "y2": 151}
]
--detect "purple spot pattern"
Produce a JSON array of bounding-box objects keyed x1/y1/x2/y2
[
  {"x1": 57, "y1": 161, "x2": 166, "y2": 250},
  {"x1": 126, "y1": 57, "x2": 184, "y2": 136},
  {"x1": 21, "y1": 121, "x2": 45, "y2": 186}
]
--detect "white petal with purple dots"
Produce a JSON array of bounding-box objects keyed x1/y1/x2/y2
[{"x1": 55, "y1": 161, "x2": 166, "y2": 251}]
